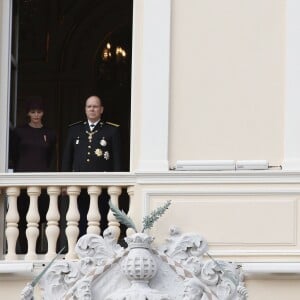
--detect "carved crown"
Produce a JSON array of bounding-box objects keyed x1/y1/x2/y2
[{"x1": 125, "y1": 233, "x2": 154, "y2": 249}]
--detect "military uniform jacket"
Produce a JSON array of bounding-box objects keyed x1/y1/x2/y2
[{"x1": 61, "y1": 121, "x2": 121, "y2": 172}]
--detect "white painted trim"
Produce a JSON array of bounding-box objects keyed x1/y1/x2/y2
[
  {"x1": 0, "y1": 262, "x2": 33, "y2": 274},
  {"x1": 0, "y1": 0, "x2": 12, "y2": 172},
  {"x1": 1, "y1": 261, "x2": 300, "y2": 280},
  {"x1": 142, "y1": 187, "x2": 300, "y2": 197},
  {"x1": 4, "y1": 170, "x2": 300, "y2": 186},
  {"x1": 210, "y1": 249, "x2": 300, "y2": 257},
  {"x1": 0, "y1": 172, "x2": 137, "y2": 186},
  {"x1": 135, "y1": 170, "x2": 300, "y2": 184},
  {"x1": 129, "y1": 0, "x2": 139, "y2": 173},
  {"x1": 137, "y1": 0, "x2": 171, "y2": 171},
  {"x1": 283, "y1": 0, "x2": 300, "y2": 170},
  {"x1": 242, "y1": 262, "x2": 300, "y2": 279}
]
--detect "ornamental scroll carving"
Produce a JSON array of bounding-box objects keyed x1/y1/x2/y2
[{"x1": 38, "y1": 227, "x2": 248, "y2": 300}]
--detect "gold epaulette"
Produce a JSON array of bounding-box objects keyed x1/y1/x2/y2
[
  {"x1": 106, "y1": 121, "x2": 120, "y2": 127},
  {"x1": 68, "y1": 120, "x2": 83, "y2": 127}
]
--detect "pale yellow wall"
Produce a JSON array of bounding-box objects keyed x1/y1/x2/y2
[
  {"x1": 150, "y1": 193, "x2": 298, "y2": 254},
  {"x1": 0, "y1": 278, "x2": 40, "y2": 300},
  {"x1": 133, "y1": 180, "x2": 300, "y2": 263},
  {"x1": 246, "y1": 279, "x2": 300, "y2": 300},
  {"x1": 0, "y1": 275, "x2": 41, "y2": 300},
  {"x1": 0, "y1": 280, "x2": 26, "y2": 300},
  {"x1": 169, "y1": 0, "x2": 285, "y2": 166},
  {"x1": 0, "y1": 1, "x2": 298, "y2": 299}
]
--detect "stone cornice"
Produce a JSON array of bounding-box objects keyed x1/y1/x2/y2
[
  {"x1": 1, "y1": 261, "x2": 300, "y2": 280},
  {"x1": 2, "y1": 170, "x2": 300, "y2": 186}
]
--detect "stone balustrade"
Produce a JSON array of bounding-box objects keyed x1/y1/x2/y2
[{"x1": 0, "y1": 172, "x2": 136, "y2": 261}]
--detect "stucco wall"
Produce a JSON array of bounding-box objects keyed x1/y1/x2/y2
[
  {"x1": 134, "y1": 178, "x2": 300, "y2": 263},
  {"x1": 169, "y1": 0, "x2": 285, "y2": 166},
  {"x1": 0, "y1": 1, "x2": 298, "y2": 299},
  {"x1": 246, "y1": 279, "x2": 300, "y2": 300}
]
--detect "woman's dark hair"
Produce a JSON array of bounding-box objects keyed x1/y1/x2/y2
[{"x1": 25, "y1": 96, "x2": 45, "y2": 112}]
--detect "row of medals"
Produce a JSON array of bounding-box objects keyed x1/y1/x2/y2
[{"x1": 75, "y1": 130, "x2": 110, "y2": 160}]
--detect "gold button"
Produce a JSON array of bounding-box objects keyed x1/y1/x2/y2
[
  {"x1": 87, "y1": 159, "x2": 90, "y2": 162},
  {"x1": 88, "y1": 145, "x2": 91, "y2": 148},
  {"x1": 87, "y1": 152, "x2": 90, "y2": 155}
]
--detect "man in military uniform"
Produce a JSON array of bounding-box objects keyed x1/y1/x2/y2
[
  {"x1": 61, "y1": 95, "x2": 121, "y2": 237},
  {"x1": 62, "y1": 95, "x2": 121, "y2": 172}
]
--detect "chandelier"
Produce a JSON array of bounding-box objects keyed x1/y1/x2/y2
[
  {"x1": 101, "y1": 42, "x2": 127, "y2": 62},
  {"x1": 96, "y1": 38, "x2": 130, "y2": 86}
]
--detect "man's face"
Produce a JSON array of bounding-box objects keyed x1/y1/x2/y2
[
  {"x1": 76, "y1": 282, "x2": 91, "y2": 300},
  {"x1": 85, "y1": 96, "x2": 103, "y2": 122}
]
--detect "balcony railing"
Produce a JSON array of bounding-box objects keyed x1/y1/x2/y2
[
  {"x1": 2, "y1": 170, "x2": 298, "y2": 263},
  {"x1": 0, "y1": 172, "x2": 137, "y2": 261}
]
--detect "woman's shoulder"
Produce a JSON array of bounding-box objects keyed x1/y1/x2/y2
[
  {"x1": 14, "y1": 124, "x2": 29, "y2": 129},
  {"x1": 13, "y1": 124, "x2": 30, "y2": 134}
]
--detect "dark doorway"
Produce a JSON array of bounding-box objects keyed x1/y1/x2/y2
[{"x1": 13, "y1": 0, "x2": 133, "y2": 171}]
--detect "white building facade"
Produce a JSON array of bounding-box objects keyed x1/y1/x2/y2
[{"x1": 1, "y1": 0, "x2": 300, "y2": 299}]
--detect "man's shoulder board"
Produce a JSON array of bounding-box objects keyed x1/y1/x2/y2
[
  {"x1": 106, "y1": 121, "x2": 120, "y2": 127},
  {"x1": 68, "y1": 120, "x2": 83, "y2": 127}
]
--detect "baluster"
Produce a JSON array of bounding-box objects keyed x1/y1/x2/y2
[
  {"x1": 45, "y1": 186, "x2": 61, "y2": 260},
  {"x1": 5, "y1": 187, "x2": 20, "y2": 260},
  {"x1": 126, "y1": 186, "x2": 136, "y2": 236},
  {"x1": 65, "y1": 186, "x2": 81, "y2": 260},
  {"x1": 25, "y1": 186, "x2": 41, "y2": 260},
  {"x1": 87, "y1": 186, "x2": 101, "y2": 235},
  {"x1": 107, "y1": 186, "x2": 122, "y2": 240}
]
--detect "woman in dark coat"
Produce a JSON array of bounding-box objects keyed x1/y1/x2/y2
[
  {"x1": 11, "y1": 97, "x2": 56, "y2": 172},
  {"x1": 10, "y1": 96, "x2": 57, "y2": 253}
]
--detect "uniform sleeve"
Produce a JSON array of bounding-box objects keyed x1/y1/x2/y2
[
  {"x1": 112, "y1": 127, "x2": 121, "y2": 171},
  {"x1": 61, "y1": 128, "x2": 74, "y2": 172}
]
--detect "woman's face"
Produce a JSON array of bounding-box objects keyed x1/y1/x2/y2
[{"x1": 28, "y1": 109, "x2": 44, "y2": 124}]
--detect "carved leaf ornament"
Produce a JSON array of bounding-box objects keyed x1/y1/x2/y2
[{"x1": 37, "y1": 201, "x2": 248, "y2": 300}]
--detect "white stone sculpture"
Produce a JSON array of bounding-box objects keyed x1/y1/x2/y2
[
  {"x1": 38, "y1": 227, "x2": 248, "y2": 300},
  {"x1": 105, "y1": 233, "x2": 171, "y2": 300},
  {"x1": 20, "y1": 283, "x2": 34, "y2": 300},
  {"x1": 20, "y1": 246, "x2": 65, "y2": 300}
]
